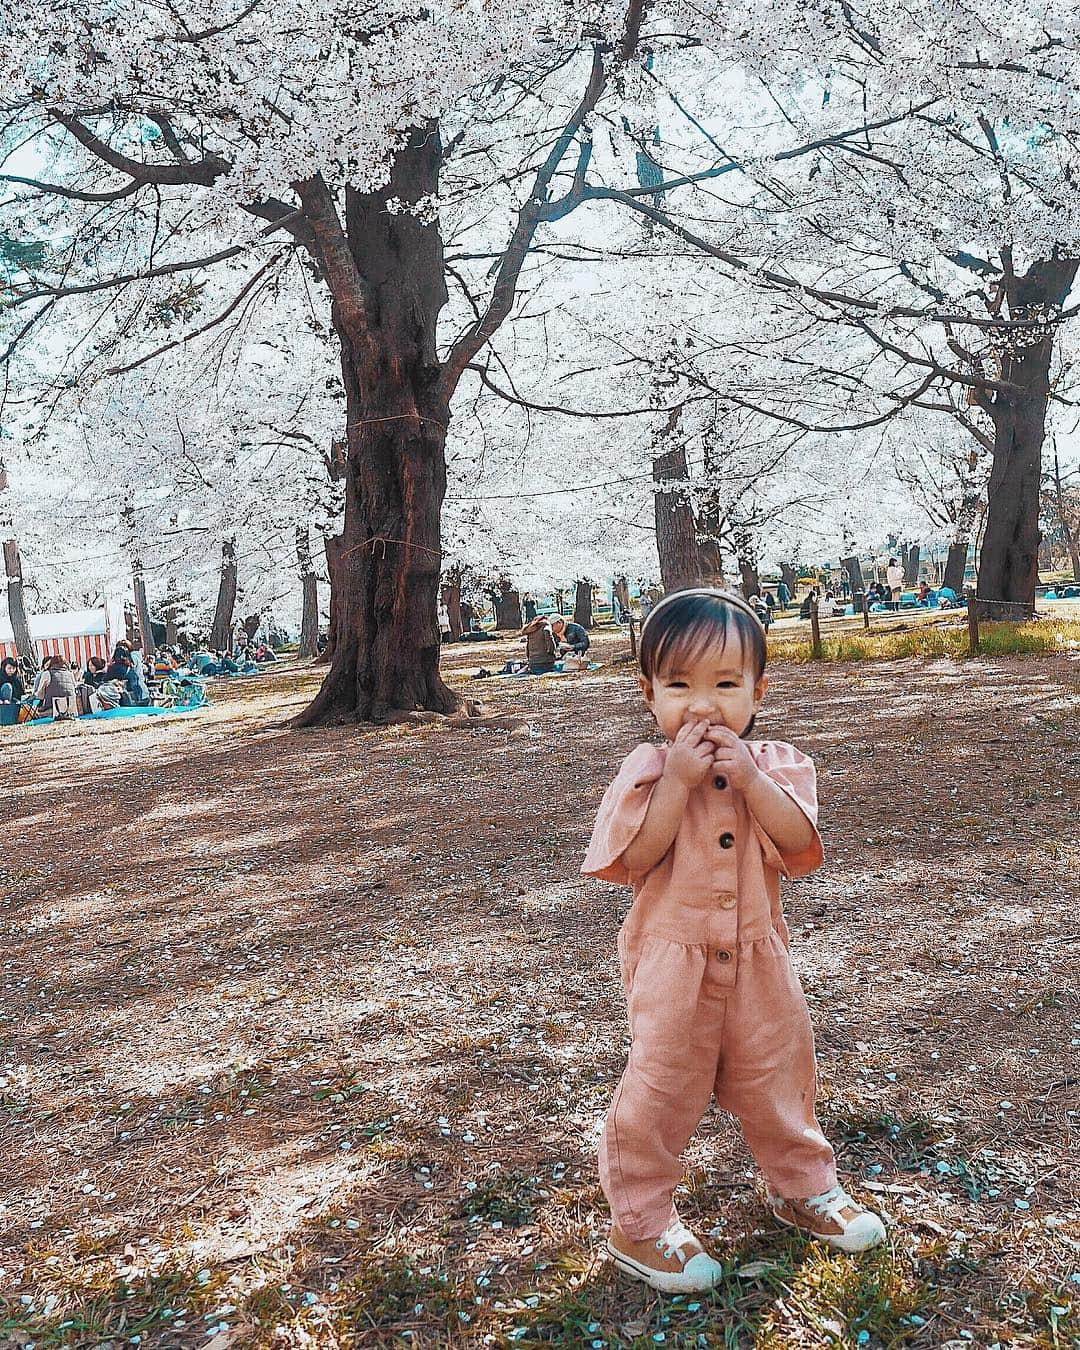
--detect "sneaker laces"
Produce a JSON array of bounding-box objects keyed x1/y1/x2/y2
[
  {"x1": 655, "y1": 1219, "x2": 698, "y2": 1262},
  {"x1": 805, "y1": 1184, "x2": 855, "y2": 1222}
]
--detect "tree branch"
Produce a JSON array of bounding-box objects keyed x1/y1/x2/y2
[
  {"x1": 51, "y1": 110, "x2": 229, "y2": 186},
  {"x1": 1, "y1": 173, "x2": 143, "y2": 203},
  {"x1": 581, "y1": 188, "x2": 1074, "y2": 333},
  {"x1": 294, "y1": 175, "x2": 370, "y2": 331},
  {"x1": 466, "y1": 362, "x2": 710, "y2": 418},
  {"x1": 6, "y1": 213, "x2": 303, "y2": 307},
  {"x1": 103, "y1": 255, "x2": 281, "y2": 376},
  {"x1": 439, "y1": 0, "x2": 646, "y2": 396}
]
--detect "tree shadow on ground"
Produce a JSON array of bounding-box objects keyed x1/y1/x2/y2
[{"x1": 2, "y1": 642, "x2": 1079, "y2": 1346}]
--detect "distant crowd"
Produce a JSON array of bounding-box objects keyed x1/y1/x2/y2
[{"x1": 0, "y1": 638, "x2": 280, "y2": 724}]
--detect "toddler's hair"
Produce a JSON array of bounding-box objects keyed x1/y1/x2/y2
[{"x1": 639, "y1": 589, "x2": 766, "y2": 683}]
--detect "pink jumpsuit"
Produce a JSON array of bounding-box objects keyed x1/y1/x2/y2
[{"x1": 582, "y1": 738, "x2": 838, "y2": 1241}]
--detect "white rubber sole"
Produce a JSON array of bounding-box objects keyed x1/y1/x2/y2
[
  {"x1": 771, "y1": 1206, "x2": 887, "y2": 1253},
  {"x1": 606, "y1": 1240, "x2": 724, "y2": 1293}
]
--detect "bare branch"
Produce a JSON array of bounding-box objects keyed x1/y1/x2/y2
[
  {"x1": 438, "y1": 41, "x2": 610, "y2": 394},
  {"x1": 51, "y1": 110, "x2": 229, "y2": 186},
  {"x1": 581, "y1": 189, "x2": 1073, "y2": 334},
  {"x1": 1, "y1": 173, "x2": 143, "y2": 203},
  {"x1": 5, "y1": 213, "x2": 303, "y2": 307},
  {"x1": 466, "y1": 362, "x2": 710, "y2": 418},
  {"x1": 103, "y1": 255, "x2": 281, "y2": 376}
]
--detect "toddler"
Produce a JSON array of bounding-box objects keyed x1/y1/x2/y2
[{"x1": 582, "y1": 588, "x2": 884, "y2": 1293}]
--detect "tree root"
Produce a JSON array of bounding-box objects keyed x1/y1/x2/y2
[{"x1": 384, "y1": 699, "x2": 532, "y2": 734}]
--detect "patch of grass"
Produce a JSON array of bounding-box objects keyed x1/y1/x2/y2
[
  {"x1": 768, "y1": 618, "x2": 1080, "y2": 663},
  {"x1": 834, "y1": 1112, "x2": 944, "y2": 1170},
  {"x1": 4, "y1": 1262, "x2": 229, "y2": 1347},
  {"x1": 834, "y1": 1112, "x2": 1027, "y2": 1203},
  {"x1": 343, "y1": 1255, "x2": 477, "y2": 1338},
  {"x1": 457, "y1": 1168, "x2": 544, "y2": 1227},
  {"x1": 756, "y1": 1242, "x2": 930, "y2": 1348}
]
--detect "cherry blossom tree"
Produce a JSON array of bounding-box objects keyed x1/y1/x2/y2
[{"x1": 0, "y1": 0, "x2": 656, "y2": 723}]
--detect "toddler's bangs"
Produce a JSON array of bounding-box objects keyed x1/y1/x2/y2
[{"x1": 640, "y1": 594, "x2": 766, "y2": 682}]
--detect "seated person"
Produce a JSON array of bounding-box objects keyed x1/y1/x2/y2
[
  {"x1": 520, "y1": 616, "x2": 558, "y2": 673},
  {"x1": 33, "y1": 654, "x2": 79, "y2": 716},
  {"x1": 82, "y1": 655, "x2": 108, "y2": 687},
  {"x1": 104, "y1": 647, "x2": 151, "y2": 706},
  {"x1": 89, "y1": 678, "x2": 126, "y2": 712},
  {"x1": 254, "y1": 643, "x2": 277, "y2": 662},
  {"x1": 549, "y1": 615, "x2": 590, "y2": 655},
  {"x1": 936, "y1": 585, "x2": 959, "y2": 607},
  {"x1": 0, "y1": 656, "x2": 25, "y2": 704},
  {"x1": 153, "y1": 650, "x2": 178, "y2": 678}
]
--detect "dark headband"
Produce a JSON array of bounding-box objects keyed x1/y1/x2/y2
[{"x1": 639, "y1": 586, "x2": 767, "y2": 638}]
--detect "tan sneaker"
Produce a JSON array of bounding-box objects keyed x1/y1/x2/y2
[
  {"x1": 607, "y1": 1218, "x2": 725, "y2": 1293},
  {"x1": 769, "y1": 1184, "x2": 886, "y2": 1253}
]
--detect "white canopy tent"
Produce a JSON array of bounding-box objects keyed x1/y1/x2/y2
[{"x1": 0, "y1": 600, "x2": 126, "y2": 666}]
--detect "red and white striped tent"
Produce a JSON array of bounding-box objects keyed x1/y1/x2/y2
[{"x1": 0, "y1": 601, "x2": 126, "y2": 667}]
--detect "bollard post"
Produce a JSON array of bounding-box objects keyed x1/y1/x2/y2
[
  {"x1": 810, "y1": 597, "x2": 822, "y2": 659},
  {"x1": 628, "y1": 610, "x2": 637, "y2": 660},
  {"x1": 966, "y1": 588, "x2": 979, "y2": 654},
  {"x1": 862, "y1": 594, "x2": 870, "y2": 631}
]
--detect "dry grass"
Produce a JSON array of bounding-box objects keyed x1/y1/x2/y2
[
  {"x1": 768, "y1": 618, "x2": 1080, "y2": 664},
  {"x1": 2, "y1": 636, "x2": 1079, "y2": 1348}
]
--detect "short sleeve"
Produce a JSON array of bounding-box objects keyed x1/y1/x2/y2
[
  {"x1": 748, "y1": 741, "x2": 824, "y2": 879},
  {"x1": 580, "y1": 743, "x2": 666, "y2": 886}
]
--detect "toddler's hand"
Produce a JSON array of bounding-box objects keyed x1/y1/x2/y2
[
  {"x1": 664, "y1": 720, "x2": 714, "y2": 788},
  {"x1": 706, "y1": 725, "x2": 760, "y2": 791}
]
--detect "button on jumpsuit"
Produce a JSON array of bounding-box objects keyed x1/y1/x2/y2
[{"x1": 581, "y1": 739, "x2": 838, "y2": 1241}]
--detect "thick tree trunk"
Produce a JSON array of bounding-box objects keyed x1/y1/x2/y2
[
  {"x1": 209, "y1": 538, "x2": 238, "y2": 650},
  {"x1": 296, "y1": 128, "x2": 457, "y2": 725},
  {"x1": 297, "y1": 526, "x2": 320, "y2": 659},
  {"x1": 1, "y1": 466, "x2": 36, "y2": 670},
  {"x1": 165, "y1": 605, "x2": 179, "y2": 647},
  {"x1": 904, "y1": 543, "x2": 920, "y2": 585},
  {"x1": 317, "y1": 532, "x2": 342, "y2": 664},
  {"x1": 242, "y1": 614, "x2": 260, "y2": 643},
  {"x1": 1053, "y1": 452, "x2": 1080, "y2": 582},
  {"x1": 441, "y1": 574, "x2": 464, "y2": 638},
  {"x1": 493, "y1": 579, "x2": 522, "y2": 632},
  {"x1": 841, "y1": 555, "x2": 865, "y2": 596},
  {"x1": 696, "y1": 539, "x2": 725, "y2": 587},
  {"x1": 978, "y1": 256, "x2": 1079, "y2": 619},
  {"x1": 737, "y1": 556, "x2": 760, "y2": 598},
  {"x1": 2, "y1": 537, "x2": 35, "y2": 669},
  {"x1": 653, "y1": 443, "x2": 700, "y2": 592},
  {"x1": 132, "y1": 562, "x2": 156, "y2": 659},
  {"x1": 614, "y1": 576, "x2": 630, "y2": 618},
  {"x1": 780, "y1": 562, "x2": 799, "y2": 596},
  {"x1": 573, "y1": 580, "x2": 593, "y2": 628},
  {"x1": 943, "y1": 540, "x2": 968, "y2": 593}
]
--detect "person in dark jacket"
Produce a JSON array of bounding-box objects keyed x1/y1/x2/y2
[
  {"x1": 81, "y1": 655, "x2": 108, "y2": 687},
  {"x1": 104, "y1": 646, "x2": 150, "y2": 706},
  {"x1": 550, "y1": 615, "x2": 590, "y2": 655},
  {"x1": 0, "y1": 656, "x2": 25, "y2": 703}
]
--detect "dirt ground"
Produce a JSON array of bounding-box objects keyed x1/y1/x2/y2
[{"x1": 2, "y1": 634, "x2": 1079, "y2": 1349}]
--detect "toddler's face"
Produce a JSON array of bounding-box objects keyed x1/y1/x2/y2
[{"x1": 640, "y1": 633, "x2": 767, "y2": 742}]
